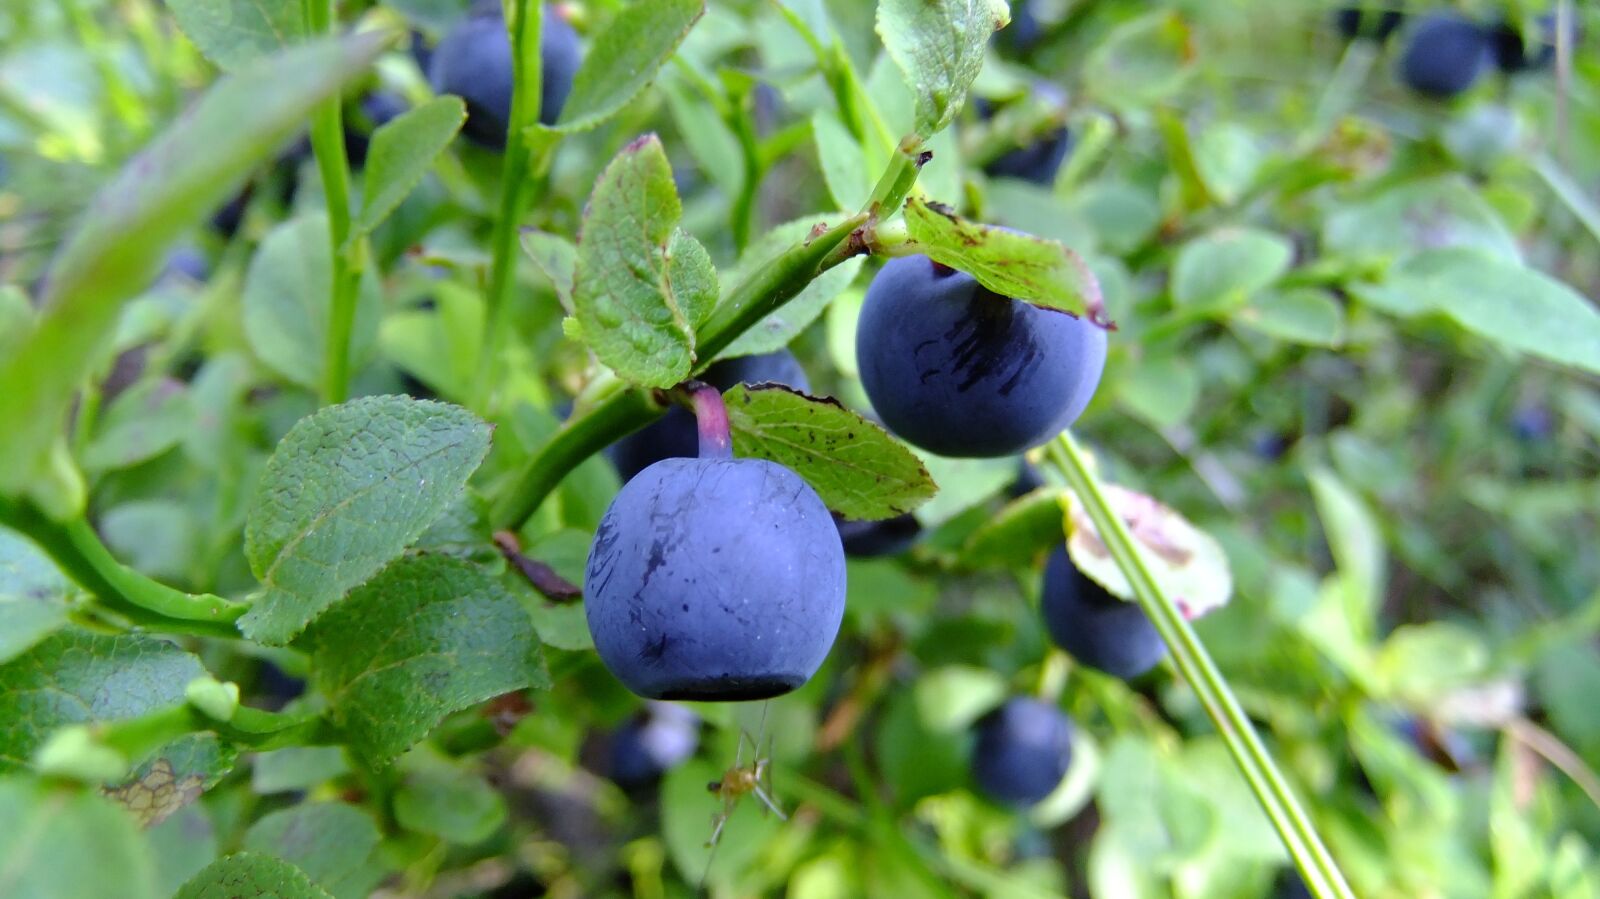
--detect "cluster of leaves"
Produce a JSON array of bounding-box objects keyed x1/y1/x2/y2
[{"x1": 0, "y1": 0, "x2": 1598, "y2": 897}]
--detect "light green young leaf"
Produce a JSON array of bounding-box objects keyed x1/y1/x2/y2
[
  {"x1": 544, "y1": 0, "x2": 706, "y2": 133},
  {"x1": 352, "y1": 97, "x2": 465, "y2": 242},
  {"x1": 243, "y1": 213, "x2": 382, "y2": 391},
  {"x1": 1117, "y1": 355, "x2": 1199, "y2": 429},
  {"x1": 1235, "y1": 288, "x2": 1346, "y2": 347},
  {"x1": 876, "y1": 0, "x2": 1011, "y2": 138},
  {"x1": 0, "y1": 630, "x2": 204, "y2": 773},
  {"x1": 0, "y1": 33, "x2": 390, "y2": 515},
  {"x1": 0, "y1": 776, "x2": 158, "y2": 899},
  {"x1": 719, "y1": 217, "x2": 866, "y2": 359},
  {"x1": 724, "y1": 384, "x2": 936, "y2": 521},
  {"x1": 175, "y1": 853, "x2": 332, "y2": 899},
  {"x1": 243, "y1": 803, "x2": 386, "y2": 899},
  {"x1": 1308, "y1": 466, "x2": 1383, "y2": 637},
  {"x1": 573, "y1": 134, "x2": 719, "y2": 388},
  {"x1": 1081, "y1": 11, "x2": 1196, "y2": 113},
  {"x1": 167, "y1": 0, "x2": 305, "y2": 71},
  {"x1": 1171, "y1": 227, "x2": 1292, "y2": 311},
  {"x1": 81, "y1": 377, "x2": 192, "y2": 472},
  {"x1": 904, "y1": 198, "x2": 1106, "y2": 321},
  {"x1": 1383, "y1": 248, "x2": 1600, "y2": 376},
  {"x1": 239, "y1": 396, "x2": 492, "y2": 644},
  {"x1": 813, "y1": 111, "x2": 872, "y2": 211},
  {"x1": 0, "y1": 527, "x2": 71, "y2": 664},
  {"x1": 309, "y1": 554, "x2": 548, "y2": 767}
]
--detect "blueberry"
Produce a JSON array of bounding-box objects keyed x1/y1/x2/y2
[
  {"x1": 607, "y1": 350, "x2": 810, "y2": 483},
  {"x1": 978, "y1": 83, "x2": 1071, "y2": 186},
  {"x1": 429, "y1": 1, "x2": 581, "y2": 150},
  {"x1": 1041, "y1": 546, "x2": 1166, "y2": 679},
  {"x1": 608, "y1": 702, "x2": 699, "y2": 789},
  {"x1": 1488, "y1": 15, "x2": 1572, "y2": 73},
  {"x1": 162, "y1": 246, "x2": 209, "y2": 283},
  {"x1": 584, "y1": 458, "x2": 846, "y2": 701},
  {"x1": 1511, "y1": 404, "x2": 1553, "y2": 442},
  {"x1": 344, "y1": 92, "x2": 409, "y2": 169},
  {"x1": 856, "y1": 256, "x2": 1106, "y2": 458},
  {"x1": 1008, "y1": 458, "x2": 1046, "y2": 497},
  {"x1": 1334, "y1": 7, "x2": 1404, "y2": 43},
  {"x1": 970, "y1": 697, "x2": 1074, "y2": 806},
  {"x1": 834, "y1": 513, "x2": 922, "y2": 557},
  {"x1": 1398, "y1": 12, "x2": 1491, "y2": 99}
]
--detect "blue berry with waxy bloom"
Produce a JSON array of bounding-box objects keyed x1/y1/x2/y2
[
  {"x1": 1041, "y1": 546, "x2": 1166, "y2": 680},
  {"x1": 1398, "y1": 12, "x2": 1492, "y2": 99},
  {"x1": 970, "y1": 697, "x2": 1074, "y2": 806},
  {"x1": 429, "y1": 1, "x2": 581, "y2": 150}
]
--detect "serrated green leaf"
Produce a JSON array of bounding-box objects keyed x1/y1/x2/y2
[
  {"x1": 0, "y1": 527, "x2": 71, "y2": 664},
  {"x1": 724, "y1": 384, "x2": 936, "y2": 520},
  {"x1": 166, "y1": 0, "x2": 305, "y2": 71},
  {"x1": 0, "y1": 34, "x2": 389, "y2": 514},
  {"x1": 0, "y1": 776, "x2": 158, "y2": 899},
  {"x1": 520, "y1": 230, "x2": 577, "y2": 313},
  {"x1": 1171, "y1": 227, "x2": 1292, "y2": 311},
  {"x1": 309, "y1": 554, "x2": 548, "y2": 766},
  {"x1": 352, "y1": 97, "x2": 464, "y2": 242},
  {"x1": 394, "y1": 764, "x2": 508, "y2": 844},
  {"x1": 960, "y1": 488, "x2": 1066, "y2": 569},
  {"x1": 720, "y1": 217, "x2": 866, "y2": 358},
  {"x1": 82, "y1": 377, "x2": 192, "y2": 472},
  {"x1": 243, "y1": 803, "x2": 385, "y2": 899},
  {"x1": 573, "y1": 134, "x2": 719, "y2": 388},
  {"x1": 1081, "y1": 12, "x2": 1195, "y2": 113},
  {"x1": 1235, "y1": 288, "x2": 1345, "y2": 347},
  {"x1": 239, "y1": 396, "x2": 492, "y2": 644},
  {"x1": 242, "y1": 213, "x2": 382, "y2": 392},
  {"x1": 544, "y1": 0, "x2": 705, "y2": 134},
  {"x1": 1382, "y1": 248, "x2": 1600, "y2": 376},
  {"x1": 175, "y1": 853, "x2": 333, "y2": 899},
  {"x1": 104, "y1": 734, "x2": 237, "y2": 828},
  {"x1": 876, "y1": 0, "x2": 1010, "y2": 138},
  {"x1": 904, "y1": 198, "x2": 1104, "y2": 321},
  {"x1": 0, "y1": 630, "x2": 203, "y2": 773}
]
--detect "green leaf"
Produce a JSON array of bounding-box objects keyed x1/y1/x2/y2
[
  {"x1": 1322, "y1": 176, "x2": 1520, "y2": 265},
  {"x1": 914, "y1": 665, "x2": 1006, "y2": 732},
  {"x1": 1096, "y1": 737, "x2": 1217, "y2": 870},
  {"x1": 521, "y1": 230, "x2": 577, "y2": 313},
  {"x1": 175, "y1": 853, "x2": 333, "y2": 899},
  {"x1": 876, "y1": 691, "x2": 970, "y2": 804},
  {"x1": 1307, "y1": 467, "x2": 1383, "y2": 637},
  {"x1": 252, "y1": 746, "x2": 350, "y2": 795},
  {"x1": 100, "y1": 500, "x2": 197, "y2": 584},
  {"x1": 1234, "y1": 288, "x2": 1346, "y2": 347},
  {"x1": 573, "y1": 134, "x2": 719, "y2": 388},
  {"x1": 394, "y1": 764, "x2": 508, "y2": 844},
  {"x1": 1170, "y1": 227, "x2": 1292, "y2": 311},
  {"x1": 960, "y1": 488, "x2": 1066, "y2": 569},
  {"x1": 1081, "y1": 12, "x2": 1196, "y2": 113},
  {"x1": 104, "y1": 734, "x2": 237, "y2": 827},
  {"x1": 242, "y1": 213, "x2": 382, "y2": 392},
  {"x1": 0, "y1": 33, "x2": 390, "y2": 516},
  {"x1": 309, "y1": 554, "x2": 548, "y2": 767},
  {"x1": 166, "y1": 0, "x2": 305, "y2": 71},
  {"x1": 81, "y1": 377, "x2": 191, "y2": 472},
  {"x1": 1380, "y1": 248, "x2": 1600, "y2": 376},
  {"x1": 1374, "y1": 623, "x2": 1490, "y2": 705},
  {"x1": 904, "y1": 198, "x2": 1105, "y2": 320},
  {"x1": 661, "y1": 758, "x2": 782, "y2": 888},
  {"x1": 724, "y1": 384, "x2": 936, "y2": 520},
  {"x1": 876, "y1": 0, "x2": 1010, "y2": 138},
  {"x1": 243, "y1": 803, "x2": 385, "y2": 899},
  {"x1": 0, "y1": 527, "x2": 71, "y2": 664},
  {"x1": 1116, "y1": 355, "x2": 1199, "y2": 429},
  {"x1": 719, "y1": 217, "x2": 867, "y2": 358},
  {"x1": 0, "y1": 776, "x2": 158, "y2": 899},
  {"x1": 148, "y1": 805, "x2": 218, "y2": 898},
  {"x1": 238, "y1": 396, "x2": 491, "y2": 644},
  {"x1": 544, "y1": 0, "x2": 706, "y2": 133},
  {"x1": 352, "y1": 97, "x2": 465, "y2": 242},
  {"x1": 0, "y1": 630, "x2": 203, "y2": 773},
  {"x1": 0, "y1": 285, "x2": 35, "y2": 359},
  {"x1": 814, "y1": 111, "x2": 873, "y2": 211}
]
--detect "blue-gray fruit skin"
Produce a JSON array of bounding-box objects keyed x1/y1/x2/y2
[
  {"x1": 608, "y1": 703, "x2": 699, "y2": 790},
  {"x1": 856, "y1": 255, "x2": 1106, "y2": 458},
  {"x1": 970, "y1": 697, "x2": 1074, "y2": 806},
  {"x1": 984, "y1": 127, "x2": 1071, "y2": 186},
  {"x1": 1041, "y1": 546, "x2": 1166, "y2": 680},
  {"x1": 1399, "y1": 12, "x2": 1491, "y2": 99},
  {"x1": 607, "y1": 350, "x2": 810, "y2": 483},
  {"x1": 585, "y1": 458, "x2": 846, "y2": 701},
  {"x1": 834, "y1": 513, "x2": 921, "y2": 557},
  {"x1": 429, "y1": 2, "x2": 581, "y2": 149}
]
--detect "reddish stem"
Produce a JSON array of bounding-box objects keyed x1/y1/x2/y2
[{"x1": 683, "y1": 380, "x2": 733, "y2": 460}]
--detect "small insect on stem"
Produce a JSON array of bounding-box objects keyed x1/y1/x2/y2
[{"x1": 700, "y1": 702, "x2": 787, "y2": 888}]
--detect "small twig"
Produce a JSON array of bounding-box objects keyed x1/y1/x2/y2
[
  {"x1": 493, "y1": 531, "x2": 582, "y2": 602},
  {"x1": 1506, "y1": 716, "x2": 1600, "y2": 813}
]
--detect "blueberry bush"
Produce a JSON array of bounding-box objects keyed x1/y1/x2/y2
[{"x1": 1, "y1": 1, "x2": 1598, "y2": 897}]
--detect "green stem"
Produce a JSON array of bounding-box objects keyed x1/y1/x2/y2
[
  {"x1": 1045, "y1": 432, "x2": 1355, "y2": 899},
  {"x1": 305, "y1": 0, "x2": 360, "y2": 406},
  {"x1": 0, "y1": 499, "x2": 245, "y2": 638},
  {"x1": 473, "y1": 0, "x2": 547, "y2": 411},
  {"x1": 864, "y1": 139, "x2": 927, "y2": 218}
]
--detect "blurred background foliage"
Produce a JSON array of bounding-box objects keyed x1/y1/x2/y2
[{"x1": 1, "y1": 0, "x2": 1599, "y2": 897}]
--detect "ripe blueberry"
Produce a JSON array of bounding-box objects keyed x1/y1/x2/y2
[
  {"x1": 1398, "y1": 12, "x2": 1491, "y2": 99},
  {"x1": 607, "y1": 703, "x2": 699, "y2": 790},
  {"x1": 608, "y1": 350, "x2": 810, "y2": 483},
  {"x1": 344, "y1": 92, "x2": 409, "y2": 169},
  {"x1": 834, "y1": 513, "x2": 922, "y2": 558},
  {"x1": 429, "y1": 1, "x2": 581, "y2": 149},
  {"x1": 970, "y1": 697, "x2": 1074, "y2": 806},
  {"x1": 1041, "y1": 546, "x2": 1166, "y2": 679},
  {"x1": 856, "y1": 255, "x2": 1106, "y2": 458}
]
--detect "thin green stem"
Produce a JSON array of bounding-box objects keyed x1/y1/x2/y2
[
  {"x1": 304, "y1": 0, "x2": 360, "y2": 406},
  {"x1": 1046, "y1": 431, "x2": 1355, "y2": 899},
  {"x1": 473, "y1": 0, "x2": 547, "y2": 411}
]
